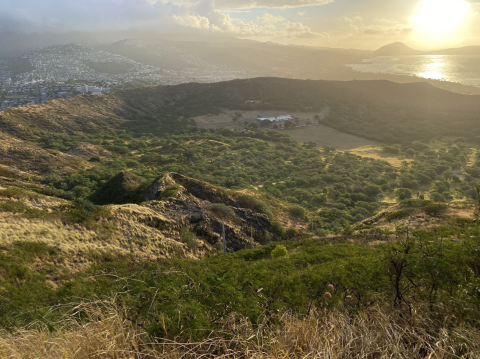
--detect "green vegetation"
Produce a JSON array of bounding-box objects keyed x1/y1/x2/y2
[
  {"x1": 2, "y1": 77, "x2": 480, "y2": 356},
  {"x1": 271, "y1": 244, "x2": 288, "y2": 258},
  {"x1": 1, "y1": 219, "x2": 479, "y2": 349},
  {"x1": 30, "y1": 128, "x2": 478, "y2": 235},
  {"x1": 209, "y1": 203, "x2": 235, "y2": 219}
]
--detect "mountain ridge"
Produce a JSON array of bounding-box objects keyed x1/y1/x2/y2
[{"x1": 375, "y1": 42, "x2": 480, "y2": 57}]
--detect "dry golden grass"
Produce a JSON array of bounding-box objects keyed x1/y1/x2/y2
[
  {"x1": 348, "y1": 146, "x2": 413, "y2": 167},
  {"x1": 0, "y1": 201, "x2": 204, "y2": 264},
  {"x1": 1, "y1": 300, "x2": 478, "y2": 359}
]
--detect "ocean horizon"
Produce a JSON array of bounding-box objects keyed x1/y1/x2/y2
[{"x1": 348, "y1": 55, "x2": 480, "y2": 88}]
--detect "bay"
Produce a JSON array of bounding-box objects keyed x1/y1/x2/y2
[{"x1": 348, "y1": 55, "x2": 480, "y2": 88}]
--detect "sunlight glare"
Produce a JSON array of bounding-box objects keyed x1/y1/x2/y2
[
  {"x1": 412, "y1": 0, "x2": 470, "y2": 34},
  {"x1": 418, "y1": 56, "x2": 446, "y2": 80}
]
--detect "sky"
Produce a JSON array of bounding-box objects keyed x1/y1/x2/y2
[{"x1": 1, "y1": 0, "x2": 479, "y2": 50}]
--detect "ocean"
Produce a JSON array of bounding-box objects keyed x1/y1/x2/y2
[{"x1": 348, "y1": 55, "x2": 480, "y2": 88}]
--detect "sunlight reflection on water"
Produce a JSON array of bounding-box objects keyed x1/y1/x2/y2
[
  {"x1": 348, "y1": 55, "x2": 480, "y2": 88},
  {"x1": 418, "y1": 56, "x2": 446, "y2": 80}
]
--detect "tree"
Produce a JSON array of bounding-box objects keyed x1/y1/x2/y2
[
  {"x1": 259, "y1": 120, "x2": 272, "y2": 128},
  {"x1": 395, "y1": 188, "x2": 412, "y2": 201}
]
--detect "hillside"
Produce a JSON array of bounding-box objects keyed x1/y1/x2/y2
[
  {"x1": 100, "y1": 37, "x2": 364, "y2": 74},
  {"x1": 1, "y1": 76, "x2": 480, "y2": 356},
  {"x1": 430, "y1": 45, "x2": 480, "y2": 56},
  {"x1": 374, "y1": 42, "x2": 422, "y2": 56},
  {"x1": 374, "y1": 42, "x2": 480, "y2": 57},
  {"x1": 2, "y1": 78, "x2": 479, "y2": 144}
]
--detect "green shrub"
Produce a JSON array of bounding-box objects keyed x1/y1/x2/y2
[
  {"x1": 289, "y1": 205, "x2": 306, "y2": 220},
  {"x1": 0, "y1": 187, "x2": 40, "y2": 200},
  {"x1": 209, "y1": 203, "x2": 235, "y2": 219},
  {"x1": 430, "y1": 192, "x2": 446, "y2": 202},
  {"x1": 424, "y1": 203, "x2": 448, "y2": 215},
  {"x1": 0, "y1": 201, "x2": 28, "y2": 214},
  {"x1": 180, "y1": 226, "x2": 198, "y2": 249},
  {"x1": 158, "y1": 185, "x2": 181, "y2": 200},
  {"x1": 60, "y1": 200, "x2": 113, "y2": 229},
  {"x1": 271, "y1": 244, "x2": 288, "y2": 258},
  {"x1": 395, "y1": 188, "x2": 412, "y2": 201},
  {"x1": 387, "y1": 208, "x2": 416, "y2": 221},
  {"x1": 271, "y1": 220, "x2": 286, "y2": 237},
  {"x1": 236, "y1": 194, "x2": 273, "y2": 218}
]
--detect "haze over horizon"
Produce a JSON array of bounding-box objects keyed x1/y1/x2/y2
[{"x1": 1, "y1": 0, "x2": 479, "y2": 50}]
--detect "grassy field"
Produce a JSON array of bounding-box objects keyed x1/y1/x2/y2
[
  {"x1": 348, "y1": 146, "x2": 413, "y2": 167},
  {"x1": 284, "y1": 125, "x2": 379, "y2": 150},
  {"x1": 194, "y1": 110, "x2": 379, "y2": 150}
]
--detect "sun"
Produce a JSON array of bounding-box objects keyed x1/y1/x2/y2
[{"x1": 412, "y1": 0, "x2": 470, "y2": 34}]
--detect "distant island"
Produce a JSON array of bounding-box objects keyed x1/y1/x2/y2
[{"x1": 374, "y1": 41, "x2": 480, "y2": 57}]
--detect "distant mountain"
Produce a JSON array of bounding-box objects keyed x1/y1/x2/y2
[
  {"x1": 429, "y1": 46, "x2": 480, "y2": 56},
  {"x1": 100, "y1": 37, "x2": 364, "y2": 73},
  {"x1": 374, "y1": 42, "x2": 422, "y2": 56},
  {"x1": 374, "y1": 42, "x2": 480, "y2": 57}
]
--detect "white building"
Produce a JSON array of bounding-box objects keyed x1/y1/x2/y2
[{"x1": 257, "y1": 115, "x2": 293, "y2": 122}]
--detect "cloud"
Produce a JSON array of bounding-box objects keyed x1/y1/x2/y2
[
  {"x1": 339, "y1": 15, "x2": 363, "y2": 24},
  {"x1": 257, "y1": 13, "x2": 286, "y2": 24},
  {"x1": 210, "y1": 0, "x2": 333, "y2": 9},
  {"x1": 0, "y1": 0, "x2": 333, "y2": 38},
  {"x1": 283, "y1": 21, "x2": 329, "y2": 38},
  {"x1": 297, "y1": 11, "x2": 306, "y2": 16}
]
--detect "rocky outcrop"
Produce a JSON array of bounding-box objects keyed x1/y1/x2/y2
[{"x1": 144, "y1": 173, "x2": 273, "y2": 252}]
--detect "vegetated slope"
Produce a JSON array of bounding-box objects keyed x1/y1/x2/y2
[
  {"x1": 1, "y1": 215, "x2": 480, "y2": 357},
  {"x1": 173, "y1": 77, "x2": 480, "y2": 111},
  {"x1": 355, "y1": 199, "x2": 470, "y2": 231},
  {"x1": 101, "y1": 38, "x2": 364, "y2": 74},
  {"x1": 0, "y1": 84, "x2": 196, "y2": 140},
  {"x1": 0, "y1": 171, "x2": 284, "y2": 263},
  {"x1": 2, "y1": 77, "x2": 479, "y2": 144}
]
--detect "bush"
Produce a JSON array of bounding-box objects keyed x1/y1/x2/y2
[
  {"x1": 61, "y1": 200, "x2": 113, "y2": 229},
  {"x1": 289, "y1": 205, "x2": 307, "y2": 220},
  {"x1": 209, "y1": 203, "x2": 235, "y2": 219},
  {"x1": 395, "y1": 188, "x2": 412, "y2": 201},
  {"x1": 271, "y1": 244, "x2": 288, "y2": 258},
  {"x1": 424, "y1": 203, "x2": 448, "y2": 215},
  {"x1": 387, "y1": 208, "x2": 416, "y2": 221},
  {"x1": 180, "y1": 226, "x2": 198, "y2": 249},
  {"x1": 271, "y1": 220, "x2": 286, "y2": 238},
  {"x1": 158, "y1": 185, "x2": 181, "y2": 200},
  {"x1": 236, "y1": 194, "x2": 273, "y2": 218},
  {"x1": 430, "y1": 192, "x2": 446, "y2": 202}
]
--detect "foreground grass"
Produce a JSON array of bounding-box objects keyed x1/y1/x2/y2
[
  {"x1": 1, "y1": 218, "x2": 480, "y2": 357},
  {"x1": 1, "y1": 299, "x2": 478, "y2": 358}
]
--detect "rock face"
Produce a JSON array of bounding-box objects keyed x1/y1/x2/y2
[{"x1": 144, "y1": 173, "x2": 272, "y2": 252}]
